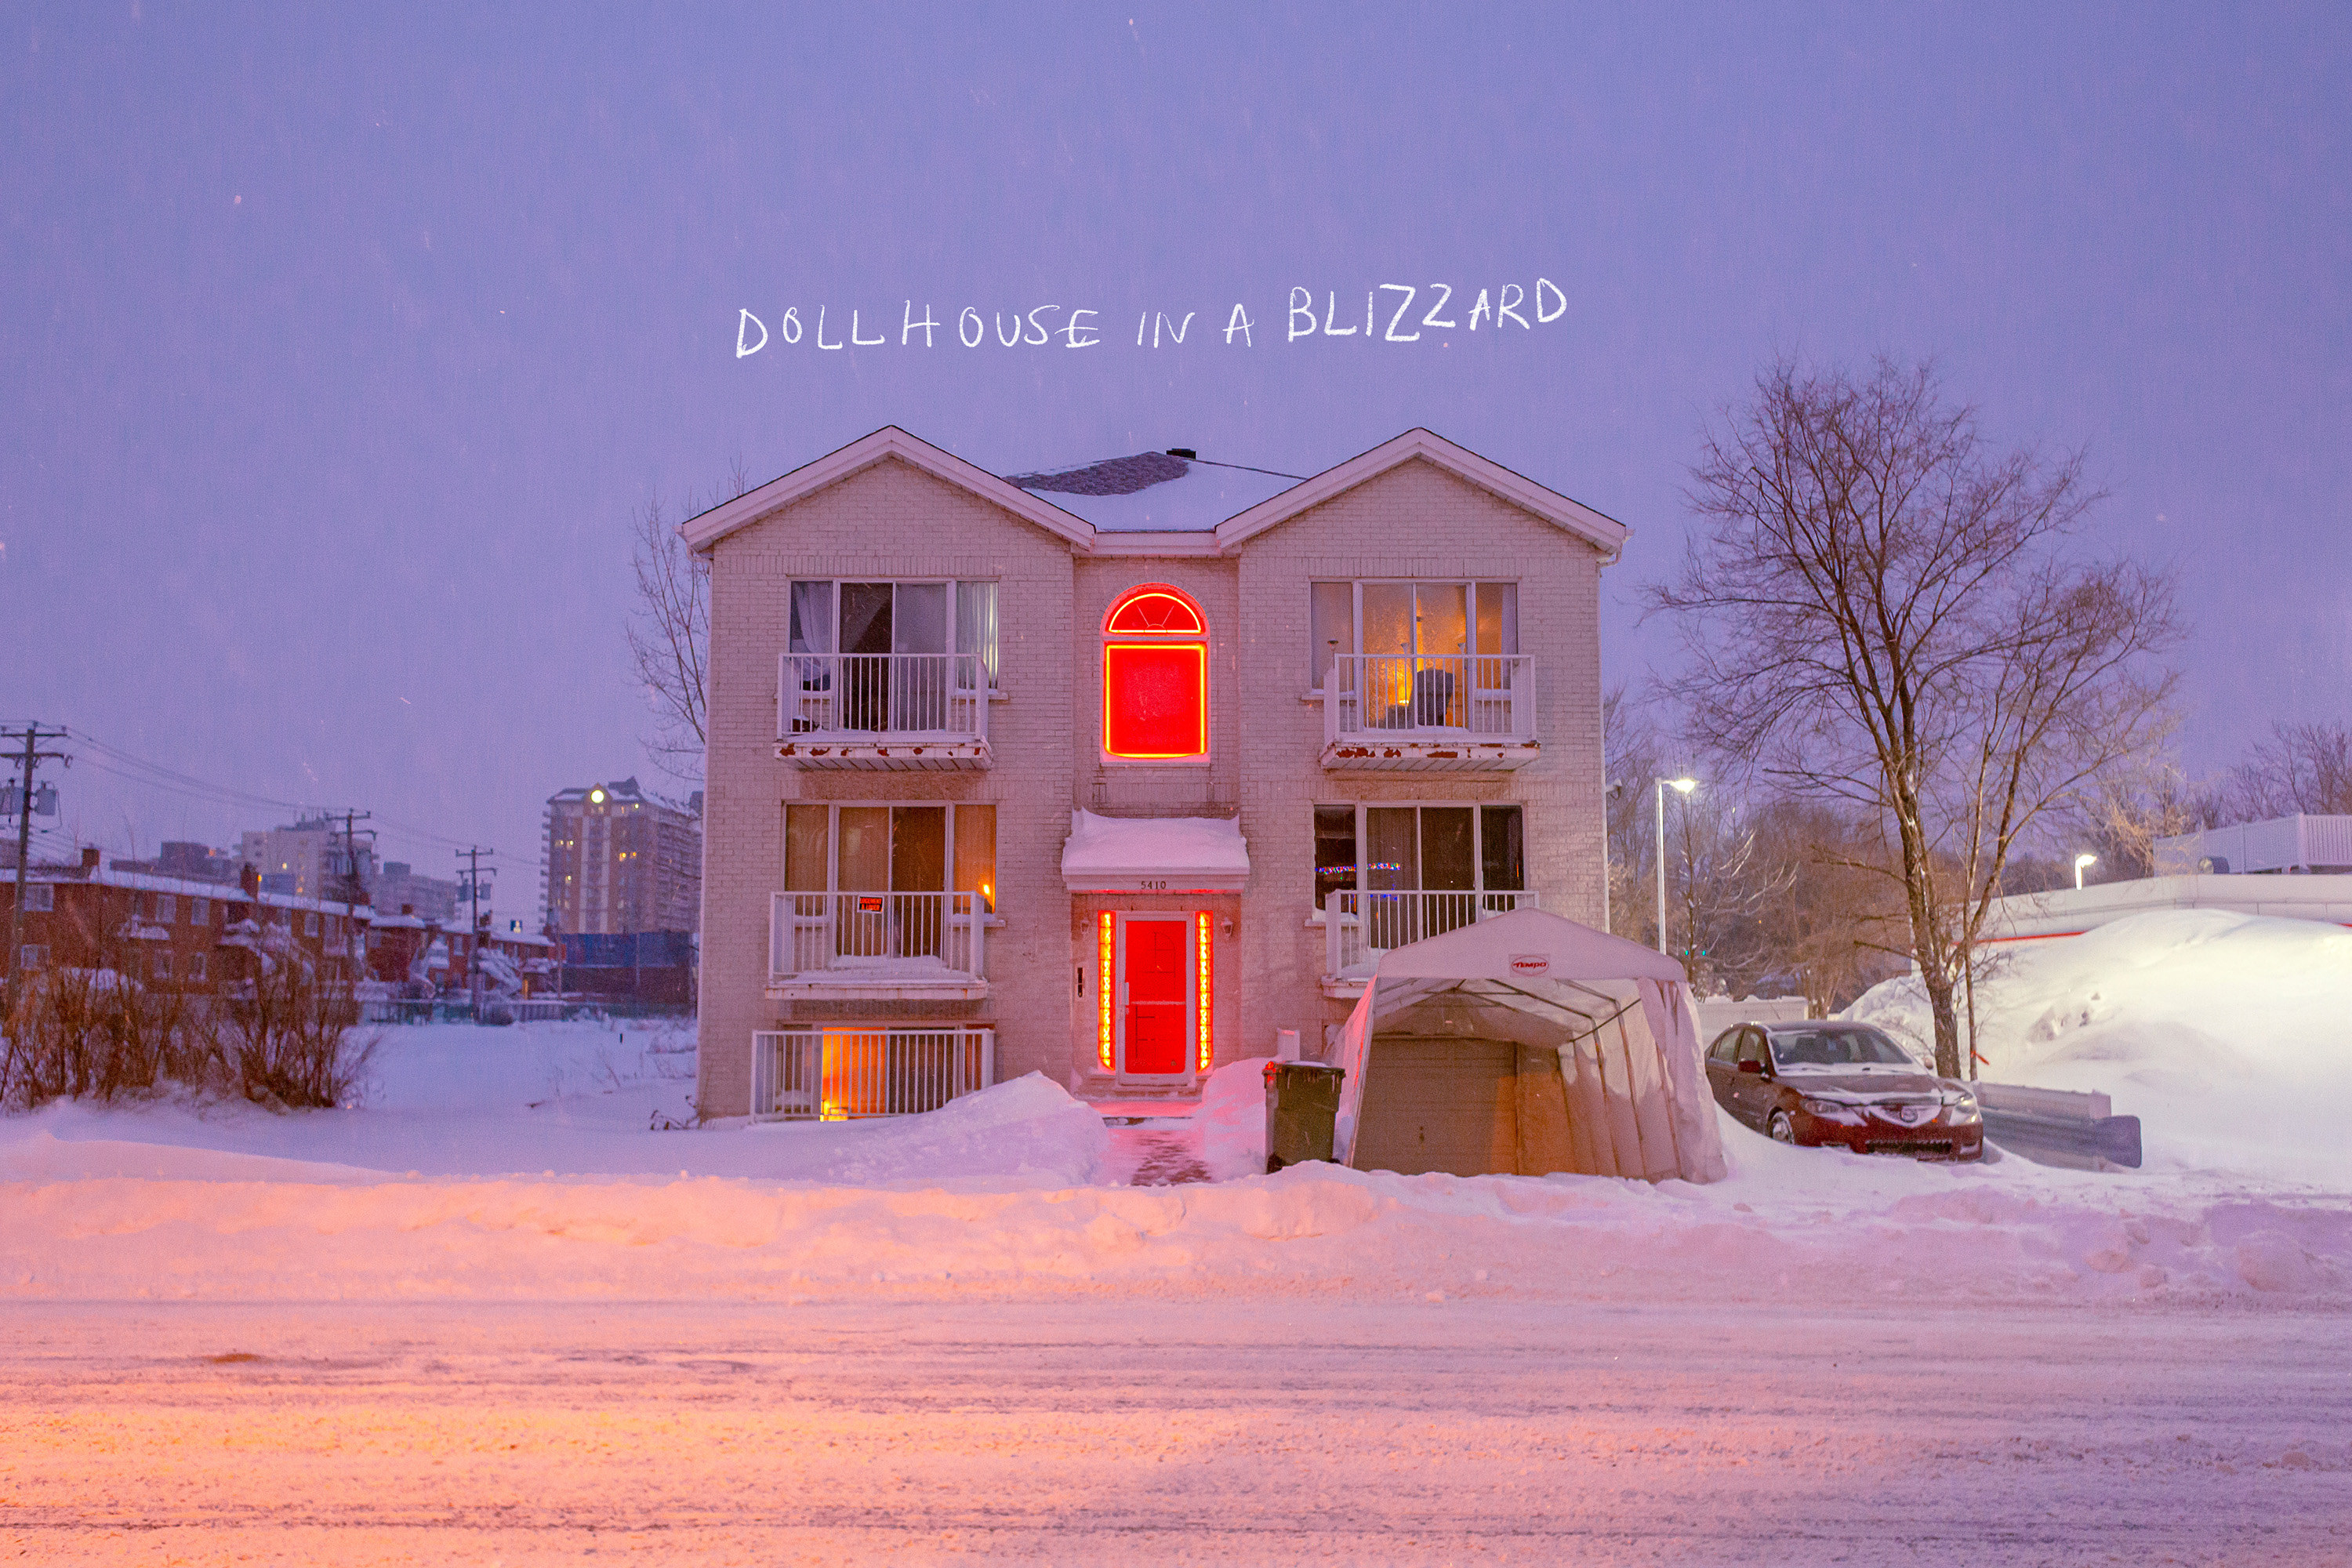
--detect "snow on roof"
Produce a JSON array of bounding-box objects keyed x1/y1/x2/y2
[
  {"x1": 1060, "y1": 810, "x2": 1250, "y2": 891},
  {"x1": 1007, "y1": 453, "x2": 1301, "y2": 533}
]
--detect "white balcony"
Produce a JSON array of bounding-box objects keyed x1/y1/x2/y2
[
  {"x1": 1324, "y1": 888, "x2": 1541, "y2": 989},
  {"x1": 776, "y1": 653, "x2": 992, "y2": 770},
  {"x1": 1321, "y1": 655, "x2": 1538, "y2": 770},
  {"x1": 768, "y1": 891, "x2": 989, "y2": 1000},
  {"x1": 752, "y1": 1027, "x2": 996, "y2": 1120}
]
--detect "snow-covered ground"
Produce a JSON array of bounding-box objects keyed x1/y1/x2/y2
[{"x1": 1851, "y1": 909, "x2": 2352, "y2": 1185}]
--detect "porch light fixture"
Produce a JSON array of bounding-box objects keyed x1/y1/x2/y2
[
  {"x1": 1196, "y1": 910, "x2": 1214, "y2": 1073},
  {"x1": 1097, "y1": 912, "x2": 1115, "y2": 1069},
  {"x1": 2073, "y1": 852, "x2": 2098, "y2": 890}
]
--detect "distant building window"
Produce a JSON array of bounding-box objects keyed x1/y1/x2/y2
[
  {"x1": 1102, "y1": 585, "x2": 1208, "y2": 761},
  {"x1": 21, "y1": 884, "x2": 53, "y2": 913},
  {"x1": 191, "y1": 897, "x2": 210, "y2": 925},
  {"x1": 188, "y1": 953, "x2": 207, "y2": 982},
  {"x1": 20, "y1": 944, "x2": 46, "y2": 970},
  {"x1": 155, "y1": 893, "x2": 177, "y2": 924},
  {"x1": 154, "y1": 953, "x2": 173, "y2": 981},
  {"x1": 304, "y1": 912, "x2": 321, "y2": 937}
]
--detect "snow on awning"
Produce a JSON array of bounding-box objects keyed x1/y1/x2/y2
[{"x1": 1060, "y1": 809, "x2": 1250, "y2": 893}]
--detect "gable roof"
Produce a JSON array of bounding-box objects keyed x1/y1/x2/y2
[
  {"x1": 680, "y1": 426, "x2": 1096, "y2": 553},
  {"x1": 1211, "y1": 428, "x2": 1628, "y2": 560}
]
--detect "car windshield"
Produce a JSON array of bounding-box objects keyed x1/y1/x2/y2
[{"x1": 1767, "y1": 1025, "x2": 1915, "y2": 1070}]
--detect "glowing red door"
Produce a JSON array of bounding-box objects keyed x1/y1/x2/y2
[{"x1": 1121, "y1": 917, "x2": 1188, "y2": 1075}]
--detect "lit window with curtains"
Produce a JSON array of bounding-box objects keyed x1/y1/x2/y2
[
  {"x1": 1102, "y1": 585, "x2": 1207, "y2": 760},
  {"x1": 786, "y1": 579, "x2": 998, "y2": 734}
]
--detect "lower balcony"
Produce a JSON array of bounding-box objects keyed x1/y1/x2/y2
[
  {"x1": 1323, "y1": 888, "x2": 1540, "y2": 993},
  {"x1": 752, "y1": 1026, "x2": 996, "y2": 1120},
  {"x1": 767, "y1": 891, "x2": 989, "y2": 1000}
]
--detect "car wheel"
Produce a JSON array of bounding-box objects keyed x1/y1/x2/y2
[{"x1": 1769, "y1": 1110, "x2": 1796, "y2": 1144}]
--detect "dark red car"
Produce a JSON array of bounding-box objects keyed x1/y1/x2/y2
[{"x1": 1704, "y1": 1021, "x2": 1984, "y2": 1161}]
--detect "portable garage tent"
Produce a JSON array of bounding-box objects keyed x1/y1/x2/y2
[{"x1": 1328, "y1": 906, "x2": 1727, "y2": 1184}]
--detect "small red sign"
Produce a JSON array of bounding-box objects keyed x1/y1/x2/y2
[
  {"x1": 1509, "y1": 953, "x2": 1550, "y2": 978},
  {"x1": 856, "y1": 895, "x2": 884, "y2": 913}
]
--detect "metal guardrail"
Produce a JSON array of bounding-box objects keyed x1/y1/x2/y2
[
  {"x1": 1326, "y1": 888, "x2": 1540, "y2": 978},
  {"x1": 768, "y1": 891, "x2": 987, "y2": 984},
  {"x1": 751, "y1": 1027, "x2": 994, "y2": 1120},
  {"x1": 1324, "y1": 655, "x2": 1534, "y2": 744},
  {"x1": 778, "y1": 652, "x2": 989, "y2": 740}
]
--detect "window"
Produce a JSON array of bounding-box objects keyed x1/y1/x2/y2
[
  {"x1": 787, "y1": 579, "x2": 998, "y2": 732},
  {"x1": 20, "y1": 944, "x2": 46, "y2": 970},
  {"x1": 304, "y1": 911, "x2": 321, "y2": 937},
  {"x1": 154, "y1": 953, "x2": 173, "y2": 981},
  {"x1": 1308, "y1": 580, "x2": 1519, "y2": 692},
  {"x1": 21, "y1": 884, "x2": 53, "y2": 913},
  {"x1": 188, "y1": 953, "x2": 207, "y2": 982},
  {"x1": 1310, "y1": 804, "x2": 1524, "y2": 908},
  {"x1": 1102, "y1": 585, "x2": 1208, "y2": 761},
  {"x1": 191, "y1": 897, "x2": 210, "y2": 926},
  {"x1": 785, "y1": 802, "x2": 996, "y2": 912},
  {"x1": 155, "y1": 893, "x2": 177, "y2": 924}
]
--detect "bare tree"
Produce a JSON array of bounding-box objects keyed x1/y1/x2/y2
[
  {"x1": 627, "y1": 460, "x2": 750, "y2": 785},
  {"x1": 1653, "y1": 357, "x2": 2181, "y2": 1077},
  {"x1": 1602, "y1": 687, "x2": 1667, "y2": 944},
  {"x1": 1666, "y1": 791, "x2": 1791, "y2": 996},
  {"x1": 1749, "y1": 798, "x2": 1907, "y2": 1017},
  {"x1": 2222, "y1": 720, "x2": 2352, "y2": 819}
]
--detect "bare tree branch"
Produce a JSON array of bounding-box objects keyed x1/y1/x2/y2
[{"x1": 626, "y1": 459, "x2": 747, "y2": 786}]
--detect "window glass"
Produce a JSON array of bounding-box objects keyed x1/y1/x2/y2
[
  {"x1": 789, "y1": 581, "x2": 836, "y2": 656},
  {"x1": 956, "y1": 582, "x2": 999, "y2": 688},
  {"x1": 1360, "y1": 584, "x2": 1413, "y2": 658},
  {"x1": 189, "y1": 953, "x2": 206, "y2": 981},
  {"x1": 191, "y1": 897, "x2": 209, "y2": 925},
  {"x1": 305, "y1": 912, "x2": 320, "y2": 936},
  {"x1": 1417, "y1": 583, "x2": 1469, "y2": 659},
  {"x1": 894, "y1": 583, "x2": 948, "y2": 655},
  {"x1": 891, "y1": 807, "x2": 946, "y2": 892},
  {"x1": 156, "y1": 894, "x2": 177, "y2": 923},
  {"x1": 1102, "y1": 586, "x2": 1208, "y2": 760},
  {"x1": 1735, "y1": 1029, "x2": 1766, "y2": 1066},
  {"x1": 1310, "y1": 583, "x2": 1353, "y2": 688},
  {"x1": 23, "y1": 884, "x2": 53, "y2": 912},
  {"x1": 784, "y1": 805, "x2": 829, "y2": 891},
  {"x1": 154, "y1": 954, "x2": 172, "y2": 981},
  {"x1": 953, "y1": 806, "x2": 996, "y2": 912},
  {"x1": 1708, "y1": 1030, "x2": 1737, "y2": 1062},
  {"x1": 1420, "y1": 808, "x2": 1475, "y2": 891},
  {"x1": 839, "y1": 583, "x2": 894, "y2": 655},
  {"x1": 836, "y1": 808, "x2": 891, "y2": 890},
  {"x1": 1365, "y1": 808, "x2": 1418, "y2": 891},
  {"x1": 1313, "y1": 805, "x2": 1357, "y2": 909},
  {"x1": 1475, "y1": 583, "x2": 1519, "y2": 658},
  {"x1": 1479, "y1": 806, "x2": 1524, "y2": 891}
]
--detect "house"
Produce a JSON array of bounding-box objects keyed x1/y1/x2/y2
[{"x1": 685, "y1": 426, "x2": 1623, "y2": 1120}]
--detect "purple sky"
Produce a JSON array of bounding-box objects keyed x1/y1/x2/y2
[{"x1": 4, "y1": 5, "x2": 2346, "y2": 911}]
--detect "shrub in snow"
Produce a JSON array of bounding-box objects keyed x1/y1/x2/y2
[
  {"x1": 2, "y1": 966, "x2": 199, "y2": 1107},
  {"x1": 205, "y1": 960, "x2": 381, "y2": 1110}
]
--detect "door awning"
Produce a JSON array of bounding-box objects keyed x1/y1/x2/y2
[{"x1": 1061, "y1": 809, "x2": 1250, "y2": 893}]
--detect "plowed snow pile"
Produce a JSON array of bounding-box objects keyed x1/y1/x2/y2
[
  {"x1": 0, "y1": 1010, "x2": 2344, "y2": 1308},
  {"x1": 1849, "y1": 909, "x2": 2352, "y2": 1184}
]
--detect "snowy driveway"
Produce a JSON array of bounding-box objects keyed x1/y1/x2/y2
[{"x1": 5, "y1": 1298, "x2": 2345, "y2": 1564}]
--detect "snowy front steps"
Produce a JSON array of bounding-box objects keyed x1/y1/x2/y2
[{"x1": 1087, "y1": 1097, "x2": 1202, "y2": 1124}]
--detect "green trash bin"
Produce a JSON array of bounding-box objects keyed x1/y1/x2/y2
[{"x1": 1265, "y1": 1061, "x2": 1345, "y2": 1173}]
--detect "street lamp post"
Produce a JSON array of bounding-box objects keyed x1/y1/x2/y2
[
  {"x1": 1656, "y1": 776, "x2": 1697, "y2": 956},
  {"x1": 2073, "y1": 852, "x2": 2098, "y2": 891}
]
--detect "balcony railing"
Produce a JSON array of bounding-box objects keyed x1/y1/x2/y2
[
  {"x1": 752, "y1": 1027, "x2": 995, "y2": 1120},
  {"x1": 768, "y1": 891, "x2": 987, "y2": 986},
  {"x1": 779, "y1": 652, "x2": 990, "y2": 740},
  {"x1": 1323, "y1": 655, "x2": 1534, "y2": 744},
  {"x1": 1325, "y1": 887, "x2": 1541, "y2": 979}
]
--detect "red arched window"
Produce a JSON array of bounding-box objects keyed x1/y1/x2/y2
[{"x1": 1103, "y1": 586, "x2": 1207, "y2": 760}]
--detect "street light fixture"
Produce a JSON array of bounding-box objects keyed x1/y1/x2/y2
[
  {"x1": 1657, "y1": 776, "x2": 1697, "y2": 956},
  {"x1": 2073, "y1": 851, "x2": 2098, "y2": 891}
]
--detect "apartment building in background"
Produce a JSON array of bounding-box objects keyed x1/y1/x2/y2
[
  {"x1": 543, "y1": 777, "x2": 704, "y2": 935},
  {"x1": 237, "y1": 818, "x2": 376, "y2": 902},
  {"x1": 684, "y1": 426, "x2": 1621, "y2": 1120}
]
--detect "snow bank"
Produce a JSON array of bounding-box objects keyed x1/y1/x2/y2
[
  {"x1": 1197, "y1": 1056, "x2": 1270, "y2": 1180},
  {"x1": 1849, "y1": 910, "x2": 2352, "y2": 1184}
]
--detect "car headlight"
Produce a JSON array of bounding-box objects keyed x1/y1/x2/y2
[
  {"x1": 1938, "y1": 1090, "x2": 1981, "y2": 1125},
  {"x1": 1798, "y1": 1097, "x2": 1866, "y2": 1125}
]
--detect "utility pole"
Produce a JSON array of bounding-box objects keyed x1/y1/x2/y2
[
  {"x1": 3, "y1": 724, "x2": 71, "y2": 1019},
  {"x1": 456, "y1": 845, "x2": 494, "y2": 1018},
  {"x1": 332, "y1": 810, "x2": 373, "y2": 986}
]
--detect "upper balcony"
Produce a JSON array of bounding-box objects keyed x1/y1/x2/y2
[
  {"x1": 767, "y1": 890, "x2": 989, "y2": 1000},
  {"x1": 1321, "y1": 655, "x2": 1539, "y2": 771},
  {"x1": 776, "y1": 653, "x2": 992, "y2": 770}
]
